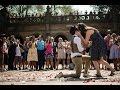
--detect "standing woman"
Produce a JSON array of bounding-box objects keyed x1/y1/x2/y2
[
  {"x1": 104, "y1": 30, "x2": 112, "y2": 65},
  {"x1": 109, "y1": 33, "x2": 118, "y2": 71},
  {"x1": 44, "y1": 37, "x2": 54, "y2": 70},
  {"x1": 77, "y1": 23, "x2": 115, "y2": 77},
  {"x1": 65, "y1": 41, "x2": 71, "y2": 69},
  {"x1": 55, "y1": 37, "x2": 66, "y2": 70},
  {"x1": 27, "y1": 36, "x2": 38, "y2": 71},
  {"x1": 3, "y1": 37, "x2": 8, "y2": 70},
  {"x1": 22, "y1": 37, "x2": 30, "y2": 69}
]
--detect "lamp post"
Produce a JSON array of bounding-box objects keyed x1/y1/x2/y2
[
  {"x1": 110, "y1": 5, "x2": 119, "y2": 34},
  {"x1": 0, "y1": 5, "x2": 9, "y2": 34},
  {"x1": 45, "y1": 5, "x2": 52, "y2": 36},
  {"x1": 0, "y1": 33, "x2": 6, "y2": 72}
]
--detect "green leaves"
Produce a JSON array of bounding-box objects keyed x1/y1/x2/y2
[{"x1": 7, "y1": 5, "x2": 45, "y2": 16}]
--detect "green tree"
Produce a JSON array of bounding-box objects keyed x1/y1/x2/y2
[
  {"x1": 7, "y1": 5, "x2": 33, "y2": 16},
  {"x1": 91, "y1": 5, "x2": 120, "y2": 14},
  {"x1": 90, "y1": 5, "x2": 109, "y2": 14},
  {"x1": 50, "y1": 5, "x2": 75, "y2": 15},
  {"x1": 91, "y1": 5, "x2": 120, "y2": 34},
  {"x1": 7, "y1": 5, "x2": 45, "y2": 16},
  {"x1": 32, "y1": 5, "x2": 45, "y2": 14},
  {"x1": 0, "y1": 5, "x2": 3, "y2": 10}
]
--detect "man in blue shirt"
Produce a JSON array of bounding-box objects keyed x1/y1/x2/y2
[{"x1": 36, "y1": 35, "x2": 45, "y2": 70}]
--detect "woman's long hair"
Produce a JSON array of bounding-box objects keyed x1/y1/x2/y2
[
  {"x1": 77, "y1": 23, "x2": 98, "y2": 38},
  {"x1": 77, "y1": 23, "x2": 87, "y2": 38}
]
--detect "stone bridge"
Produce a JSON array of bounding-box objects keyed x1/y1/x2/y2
[{"x1": 1, "y1": 5, "x2": 120, "y2": 41}]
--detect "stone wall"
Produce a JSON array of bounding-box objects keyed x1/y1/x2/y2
[{"x1": 7, "y1": 21, "x2": 115, "y2": 40}]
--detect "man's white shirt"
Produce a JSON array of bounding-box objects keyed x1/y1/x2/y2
[{"x1": 71, "y1": 35, "x2": 84, "y2": 58}]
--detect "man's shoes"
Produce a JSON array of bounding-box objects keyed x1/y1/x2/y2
[
  {"x1": 95, "y1": 74, "x2": 102, "y2": 77},
  {"x1": 83, "y1": 74, "x2": 89, "y2": 77},
  {"x1": 39, "y1": 68, "x2": 44, "y2": 70},
  {"x1": 55, "y1": 72, "x2": 63, "y2": 78},
  {"x1": 73, "y1": 76, "x2": 80, "y2": 78},
  {"x1": 13, "y1": 67, "x2": 17, "y2": 70},
  {"x1": 50, "y1": 67, "x2": 53, "y2": 70}
]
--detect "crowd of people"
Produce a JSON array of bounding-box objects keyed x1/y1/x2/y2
[
  {"x1": 0, "y1": 23, "x2": 120, "y2": 78},
  {"x1": 0, "y1": 34, "x2": 73, "y2": 71},
  {"x1": 104, "y1": 30, "x2": 120, "y2": 71},
  {"x1": 55, "y1": 23, "x2": 120, "y2": 78}
]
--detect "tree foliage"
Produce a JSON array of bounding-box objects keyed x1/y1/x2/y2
[
  {"x1": 7, "y1": 5, "x2": 45, "y2": 16},
  {"x1": 91, "y1": 5, "x2": 120, "y2": 14},
  {"x1": 53, "y1": 5, "x2": 74, "y2": 15},
  {"x1": 6, "y1": 5, "x2": 75, "y2": 16},
  {"x1": 47, "y1": 5, "x2": 75, "y2": 15},
  {"x1": 56, "y1": 5, "x2": 74, "y2": 15}
]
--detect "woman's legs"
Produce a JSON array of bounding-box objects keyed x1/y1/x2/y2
[
  {"x1": 18, "y1": 56, "x2": 22, "y2": 70},
  {"x1": 46, "y1": 59, "x2": 49, "y2": 69},
  {"x1": 92, "y1": 61, "x2": 101, "y2": 75},
  {"x1": 98, "y1": 57, "x2": 115, "y2": 73},
  {"x1": 33, "y1": 61, "x2": 37, "y2": 70},
  {"x1": 113, "y1": 58, "x2": 118, "y2": 70},
  {"x1": 29, "y1": 61, "x2": 32, "y2": 70},
  {"x1": 62, "y1": 59, "x2": 65, "y2": 69},
  {"x1": 50, "y1": 58, "x2": 54, "y2": 70},
  {"x1": 55, "y1": 59, "x2": 60, "y2": 70},
  {"x1": 30, "y1": 61, "x2": 34, "y2": 70},
  {"x1": 66, "y1": 54, "x2": 70, "y2": 69}
]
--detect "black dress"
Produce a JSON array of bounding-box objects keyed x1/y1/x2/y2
[{"x1": 90, "y1": 30, "x2": 107, "y2": 61}]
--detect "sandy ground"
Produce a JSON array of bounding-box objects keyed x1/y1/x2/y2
[{"x1": 0, "y1": 64, "x2": 120, "y2": 85}]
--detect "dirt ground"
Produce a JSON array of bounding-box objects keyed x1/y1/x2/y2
[{"x1": 0, "y1": 64, "x2": 120, "y2": 85}]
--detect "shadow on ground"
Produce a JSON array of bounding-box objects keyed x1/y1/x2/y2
[{"x1": 49, "y1": 76, "x2": 107, "y2": 82}]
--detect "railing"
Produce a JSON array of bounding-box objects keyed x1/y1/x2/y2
[{"x1": 9, "y1": 14, "x2": 112, "y2": 24}]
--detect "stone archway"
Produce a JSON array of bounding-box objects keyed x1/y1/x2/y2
[{"x1": 54, "y1": 33, "x2": 68, "y2": 43}]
